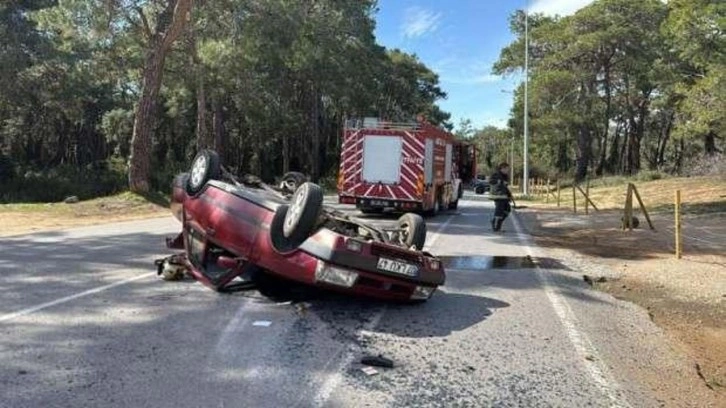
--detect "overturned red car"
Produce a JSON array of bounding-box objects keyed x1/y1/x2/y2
[{"x1": 157, "y1": 149, "x2": 446, "y2": 302}]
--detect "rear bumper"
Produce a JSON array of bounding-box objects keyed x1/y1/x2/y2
[
  {"x1": 339, "y1": 195, "x2": 423, "y2": 212},
  {"x1": 299, "y1": 229, "x2": 445, "y2": 286}
]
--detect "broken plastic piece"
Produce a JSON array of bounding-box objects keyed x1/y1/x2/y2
[
  {"x1": 252, "y1": 320, "x2": 272, "y2": 327},
  {"x1": 361, "y1": 355, "x2": 394, "y2": 368},
  {"x1": 361, "y1": 366, "x2": 378, "y2": 376}
]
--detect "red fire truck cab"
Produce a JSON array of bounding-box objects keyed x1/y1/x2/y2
[{"x1": 337, "y1": 117, "x2": 476, "y2": 216}]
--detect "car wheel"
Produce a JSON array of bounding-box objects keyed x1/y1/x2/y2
[
  {"x1": 396, "y1": 213, "x2": 427, "y2": 250},
  {"x1": 282, "y1": 182, "x2": 323, "y2": 240},
  {"x1": 280, "y1": 171, "x2": 308, "y2": 194},
  {"x1": 186, "y1": 149, "x2": 221, "y2": 195}
]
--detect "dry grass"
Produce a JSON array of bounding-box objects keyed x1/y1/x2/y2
[
  {"x1": 0, "y1": 191, "x2": 170, "y2": 237},
  {"x1": 521, "y1": 175, "x2": 726, "y2": 215}
]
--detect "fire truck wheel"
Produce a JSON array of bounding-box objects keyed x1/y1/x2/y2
[
  {"x1": 282, "y1": 182, "x2": 323, "y2": 241},
  {"x1": 186, "y1": 149, "x2": 221, "y2": 195},
  {"x1": 397, "y1": 213, "x2": 427, "y2": 250}
]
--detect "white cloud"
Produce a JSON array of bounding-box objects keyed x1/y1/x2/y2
[
  {"x1": 445, "y1": 74, "x2": 502, "y2": 85},
  {"x1": 528, "y1": 0, "x2": 594, "y2": 16},
  {"x1": 401, "y1": 7, "x2": 442, "y2": 39}
]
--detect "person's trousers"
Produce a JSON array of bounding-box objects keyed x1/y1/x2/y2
[{"x1": 492, "y1": 199, "x2": 511, "y2": 231}]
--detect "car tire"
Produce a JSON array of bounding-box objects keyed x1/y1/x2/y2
[
  {"x1": 397, "y1": 213, "x2": 427, "y2": 250},
  {"x1": 280, "y1": 171, "x2": 308, "y2": 193},
  {"x1": 270, "y1": 205, "x2": 299, "y2": 253},
  {"x1": 475, "y1": 185, "x2": 485, "y2": 195},
  {"x1": 282, "y1": 182, "x2": 323, "y2": 241},
  {"x1": 186, "y1": 149, "x2": 221, "y2": 195}
]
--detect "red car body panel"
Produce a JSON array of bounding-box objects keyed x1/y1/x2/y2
[{"x1": 168, "y1": 174, "x2": 446, "y2": 302}]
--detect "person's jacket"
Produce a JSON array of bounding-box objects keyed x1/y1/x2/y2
[{"x1": 488, "y1": 170, "x2": 512, "y2": 200}]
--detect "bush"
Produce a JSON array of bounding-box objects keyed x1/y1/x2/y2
[
  {"x1": 0, "y1": 158, "x2": 127, "y2": 203},
  {"x1": 635, "y1": 170, "x2": 666, "y2": 182},
  {"x1": 684, "y1": 153, "x2": 726, "y2": 178}
]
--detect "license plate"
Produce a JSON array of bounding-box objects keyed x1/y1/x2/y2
[
  {"x1": 377, "y1": 257, "x2": 418, "y2": 277},
  {"x1": 369, "y1": 200, "x2": 389, "y2": 207}
]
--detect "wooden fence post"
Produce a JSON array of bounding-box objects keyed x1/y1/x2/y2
[
  {"x1": 572, "y1": 183, "x2": 577, "y2": 214},
  {"x1": 675, "y1": 190, "x2": 682, "y2": 259},
  {"x1": 557, "y1": 180, "x2": 561, "y2": 207}
]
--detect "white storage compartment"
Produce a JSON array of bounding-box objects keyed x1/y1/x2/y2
[{"x1": 362, "y1": 135, "x2": 402, "y2": 184}]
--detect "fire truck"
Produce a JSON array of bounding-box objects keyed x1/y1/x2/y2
[{"x1": 337, "y1": 117, "x2": 476, "y2": 215}]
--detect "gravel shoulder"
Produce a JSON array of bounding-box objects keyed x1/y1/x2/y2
[{"x1": 516, "y1": 204, "x2": 726, "y2": 401}]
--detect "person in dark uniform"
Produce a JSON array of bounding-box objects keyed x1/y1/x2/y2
[{"x1": 489, "y1": 162, "x2": 513, "y2": 232}]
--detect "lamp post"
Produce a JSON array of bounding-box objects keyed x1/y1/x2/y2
[{"x1": 523, "y1": 1, "x2": 530, "y2": 196}]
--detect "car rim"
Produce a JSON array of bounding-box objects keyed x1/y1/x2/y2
[
  {"x1": 190, "y1": 155, "x2": 207, "y2": 187},
  {"x1": 399, "y1": 222, "x2": 410, "y2": 245},
  {"x1": 285, "y1": 184, "x2": 307, "y2": 231},
  {"x1": 284, "y1": 179, "x2": 297, "y2": 191}
]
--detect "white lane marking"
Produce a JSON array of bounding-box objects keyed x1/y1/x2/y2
[
  {"x1": 510, "y1": 214, "x2": 631, "y2": 408},
  {"x1": 313, "y1": 213, "x2": 455, "y2": 407},
  {"x1": 423, "y1": 213, "x2": 455, "y2": 251},
  {"x1": 0, "y1": 272, "x2": 155, "y2": 323}
]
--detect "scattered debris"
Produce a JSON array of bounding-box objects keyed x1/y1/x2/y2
[
  {"x1": 18, "y1": 370, "x2": 28, "y2": 375},
  {"x1": 64, "y1": 196, "x2": 80, "y2": 204},
  {"x1": 294, "y1": 302, "x2": 311, "y2": 315},
  {"x1": 252, "y1": 320, "x2": 272, "y2": 327},
  {"x1": 361, "y1": 366, "x2": 378, "y2": 376},
  {"x1": 585, "y1": 355, "x2": 596, "y2": 362},
  {"x1": 361, "y1": 355, "x2": 394, "y2": 368},
  {"x1": 595, "y1": 276, "x2": 607, "y2": 283},
  {"x1": 583, "y1": 275, "x2": 594, "y2": 286}
]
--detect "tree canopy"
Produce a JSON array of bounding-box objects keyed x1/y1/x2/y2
[
  {"x1": 0, "y1": 0, "x2": 452, "y2": 200},
  {"x1": 493, "y1": 0, "x2": 724, "y2": 180}
]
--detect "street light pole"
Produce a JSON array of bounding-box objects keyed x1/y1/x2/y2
[{"x1": 523, "y1": 1, "x2": 530, "y2": 196}]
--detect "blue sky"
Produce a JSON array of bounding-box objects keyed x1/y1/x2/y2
[{"x1": 372, "y1": 0, "x2": 594, "y2": 130}]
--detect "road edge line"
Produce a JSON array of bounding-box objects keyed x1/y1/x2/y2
[{"x1": 510, "y1": 213, "x2": 631, "y2": 408}]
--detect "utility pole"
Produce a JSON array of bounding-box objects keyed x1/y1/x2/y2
[{"x1": 523, "y1": 1, "x2": 530, "y2": 196}]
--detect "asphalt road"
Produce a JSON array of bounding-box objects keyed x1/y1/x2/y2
[{"x1": 0, "y1": 194, "x2": 711, "y2": 408}]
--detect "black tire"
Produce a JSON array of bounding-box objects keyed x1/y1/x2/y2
[
  {"x1": 270, "y1": 205, "x2": 298, "y2": 253},
  {"x1": 282, "y1": 182, "x2": 323, "y2": 241},
  {"x1": 397, "y1": 213, "x2": 427, "y2": 250},
  {"x1": 280, "y1": 171, "x2": 308, "y2": 193},
  {"x1": 475, "y1": 185, "x2": 485, "y2": 195},
  {"x1": 186, "y1": 149, "x2": 221, "y2": 195}
]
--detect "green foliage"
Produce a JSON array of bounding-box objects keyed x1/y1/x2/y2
[
  {"x1": 493, "y1": 0, "x2": 724, "y2": 181},
  {"x1": 0, "y1": 158, "x2": 127, "y2": 203},
  {"x1": 0, "y1": 0, "x2": 452, "y2": 202}
]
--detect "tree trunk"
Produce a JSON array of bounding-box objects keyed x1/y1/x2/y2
[
  {"x1": 575, "y1": 125, "x2": 591, "y2": 182},
  {"x1": 128, "y1": 0, "x2": 194, "y2": 193},
  {"x1": 704, "y1": 131, "x2": 717, "y2": 155},
  {"x1": 212, "y1": 96, "x2": 225, "y2": 156}
]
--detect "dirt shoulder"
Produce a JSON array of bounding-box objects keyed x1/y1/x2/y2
[
  {"x1": 0, "y1": 192, "x2": 170, "y2": 237},
  {"x1": 516, "y1": 194, "x2": 725, "y2": 400}
]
